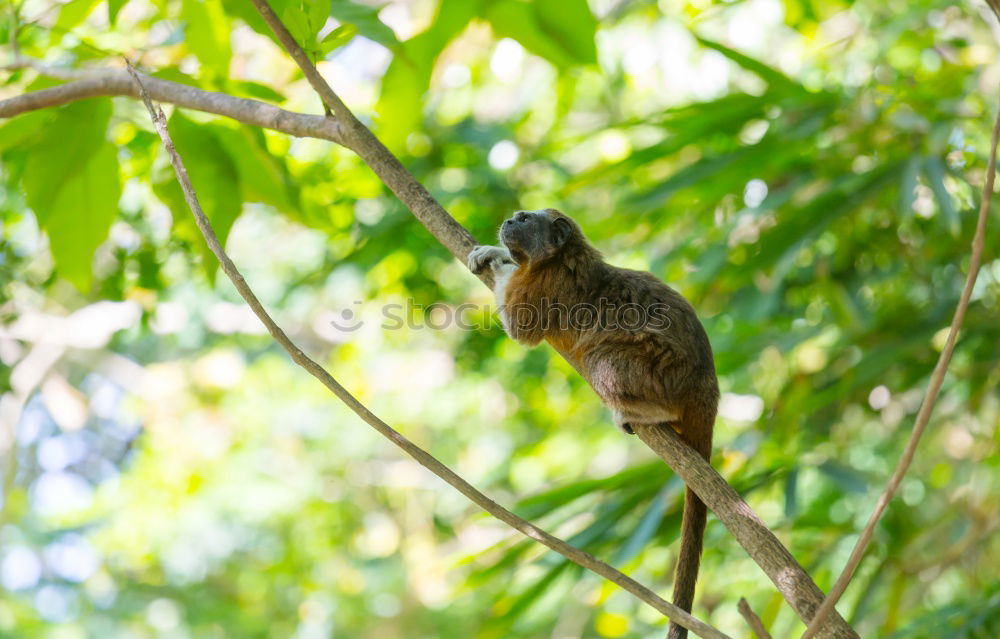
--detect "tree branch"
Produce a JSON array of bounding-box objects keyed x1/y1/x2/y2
[
  {"x1": 247, "y1": 2, "x2": 857, "y2": 637},
  {"x1": 0, "y1": 62, "x2": 346, "y2": 145},
  {"x1": 124, "y1": 61, "x2": 730, "y2": 639},
  {"x1": 799, "y1": 97, "x2": 1000, "y2": 639},
  {"x1": 738, "y1": 598, "x2": 773, "y2": 639},
  {"x1": 246, "y1": 0, "x2": 484, "y2": 285},
  {"x1": 632, "y1": 424, "x2": 854, "y2": 637}
]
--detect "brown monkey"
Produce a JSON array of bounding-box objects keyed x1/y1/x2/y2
[{"x1": 468, "y1": 209, "x2": 718, "y2": 639}]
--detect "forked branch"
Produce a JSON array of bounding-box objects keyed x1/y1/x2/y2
[{"x1": 0, "y1": 62, "x2": 346, "y2": 144}]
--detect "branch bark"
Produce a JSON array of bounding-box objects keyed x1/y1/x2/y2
[
  {"x1": 0, "y1": 62, "x2": 346, "y2": 145},
  {"x1": 124, "y1": 61, "x2": 730, "y2": 639},
  {"x1": 798, "y1": 98, "x2": 1000, "y2": 639},
  {"x1": 633, "y1": 424, "x2": 854, "y2": 637},
  {"x1": 246, "y1": 2, "x2": 857, "y2": 637}
]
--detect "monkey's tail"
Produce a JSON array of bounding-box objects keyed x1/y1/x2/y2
[{"x1": 666, "y1": 409, "x2": 714, "y2": 639}]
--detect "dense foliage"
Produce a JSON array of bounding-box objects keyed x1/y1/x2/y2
[{"x1": 1, "y1": 0, "x2": 998, "y2": 637}]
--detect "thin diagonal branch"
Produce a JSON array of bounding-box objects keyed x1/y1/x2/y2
[
  {"x1": 246, "y1": 0, "x2": 483, "y2": 284},
  {"x1": 247, "y1": 2, "x2": 857, "y2": 636},
  {"x1": 738, "y1": 598, "x2": 772, "y2": 639},
  {"x1": 124, "y1": 61, "x2": 731, "y2": 639},
  {"x1": 799, "y1": 96, "x2": 1000, "y2": 639},
  {"x1": 0, "y1": 63, "x2": 346, "y2": 145}
]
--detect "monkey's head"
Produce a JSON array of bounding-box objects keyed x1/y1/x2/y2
[{"x1": 499, "y1": 209, "x2": 591, "y2": 267}]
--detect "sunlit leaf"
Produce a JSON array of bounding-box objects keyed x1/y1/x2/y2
[
  {"x1": 329, "y1": 0, "x2": 399, "y2": 47},
  {"x1": 22, "y1": 100, "x2": 119, "y2": 290},
  {"x1": 54, "y1": 0, "x2": 101, "y2": 31},
  {"x1": 375, "y1": 0, "x2": 481, "y2": 149},
  {"x1": 320, "y1": 24, "x2": 359, "y2": 55},
  {"x1": 213, "y1": 126, "x2": 298, "y2": 212},
  {"x1": 696, "y1": 36, "x2": 803, "y2": 92},
  {"x1": 182, "y1": 0, "x2": 233, "y2": 77},
  {"x1": 108, "y1": 0, "x2": 128, "y2": 25}
]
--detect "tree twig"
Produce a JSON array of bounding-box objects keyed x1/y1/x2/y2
[
  {"x1": 124, "y1": 60, "x2": 731, "y2": 639},
  {"x1": 246, "y1": 0, "x2": 483, "y2": 284},
  {"x1": 799, "y1": 97, "x2": 1000, "y2": 639},
  {"x1": 0, "y1": 63, "x2": 346, "y2": 145},
  {"x1": 737, "y1": 598, "x2": 773, "y2": 639}
]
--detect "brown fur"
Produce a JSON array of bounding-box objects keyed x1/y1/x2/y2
[{"x1": 498, "y1": 210, "x2": 719, "y2": 638}]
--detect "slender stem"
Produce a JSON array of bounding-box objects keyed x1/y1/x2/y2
[
  {"x1": 799, "y1": 99, "x2": 1000, "y2": 639},
  {"x1": 737, "y1": 598, "x2": 773, "y2": 639},
  {"x1": 124, "y1": 60, "x2": 731, "y2": 639}
]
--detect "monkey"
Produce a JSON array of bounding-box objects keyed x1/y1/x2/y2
[{"x1": 468, "y1": 209, "x2": 718, "y2": 639}]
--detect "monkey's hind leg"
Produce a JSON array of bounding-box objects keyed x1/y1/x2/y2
[{"x1": 612, "y1": 406, "x2": 679, "y2": 436}]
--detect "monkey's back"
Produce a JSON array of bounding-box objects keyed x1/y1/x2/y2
[{"x1": 557, "y1": 263, "x2": 719, "y2": 432}]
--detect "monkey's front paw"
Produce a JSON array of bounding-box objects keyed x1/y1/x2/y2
[{"x1": 467, "y1": 245, "x2": 510, "y2": 274}]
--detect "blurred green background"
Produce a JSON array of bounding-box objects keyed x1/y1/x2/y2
[{"x1": 1, "y1": 0, "x2": 998, "y2": 637}]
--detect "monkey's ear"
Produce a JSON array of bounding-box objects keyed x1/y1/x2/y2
[{"x1": 551, "y1": 217, "x2": 573, "y2": 248}]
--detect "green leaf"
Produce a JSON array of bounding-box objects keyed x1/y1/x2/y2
[
  {"x1": 44, "y1": 146, "x2": 121, "y2": 290},
  {"x1": 220, "y1": 0, "x2": 283, "y2": 48},
  {"x1": 266, "y1": 0, "x2": 329, "y2": 60},
  {"x1": 748, "y1": 163, "x2": 901, "y2": 271},
  {"x1": 817, "y1": 461, "x2": 868, "y2": 494},
  {"x1": 23, "y1": 100, "x2": 110, "y2": 219},
  {"x1": 375, "y1": 0, "x2": 481, "y2": 149},
  {"x1": 784, "y1": 468, "x2": 799, "y2": 518},
  {"x1": 152, "y1": 113, "x2": 241, "y2": 275},
  {"x1": 213, "y1": 126, "x2": 298, "y2": 212},
  {"x1": 230, "y1": 81, "x2": 287, "y2": 103},
  {"x1": 329, "y1": 0, "x2": 399, "y2": 48},
  {"x1": 501, "y1": 563, "x2": 571, "y2": 623},
  {"x1": 613, "y1": 478, "x2": 683, "y2": 563},
  {"x1": 108, "y1": 0, "x2": 128, "y2": 25},
  {"x1": 898, "y1": 155, "x2": 920, "y2": 219},
  {"x1": 304, "y1": 0, "x2": 328, "y2": 38},
  {"x1": 54, "y1": 0, "x2": 101, "y2": 31},
  {"x1": 281, "y1": 5, "x2": 315, "y2": 49},
  {"x1": 696, "y1": 36, "x2": 803, "y2": 92},
  {"x1": 534, "y1": 0, "x2": 598, "y2": 65},
  {"x1": 923, "y1": 156, "x2": 960, "y2": 236},
  {"x1": 320, "y1": 23, "x2": 358, "y2": 55},
  {"x1": 150, "y1": 67, "x2": 202, "y2": 88},
  {"x1": 181, "y1": 0, "x2": 233, "y2": 77},
  {"x1": 22, "y1": 100, "x2": 119, "y2": 290},
  {"x1": 486, "y1": 1, "x2": 577, "y2": 69},
  {"x1": 0, "y1": 109, "x2": 53, "y2": 152}
]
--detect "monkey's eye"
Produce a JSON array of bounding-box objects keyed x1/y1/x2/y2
[{"x1": 515, "y1": 211, "x2": 530, "y2": 223}]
